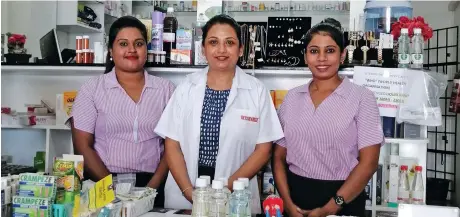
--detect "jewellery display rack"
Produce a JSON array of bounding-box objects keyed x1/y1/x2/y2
[
  {"x1": 266, "y1": 17, "x2": 311, "y2": 67},
  {"x1": 342, "y1": 31, "x2": 396, "y2": 68},
  {"x1": 238, "y1": 22, "x2": 267, "y2": 69}
]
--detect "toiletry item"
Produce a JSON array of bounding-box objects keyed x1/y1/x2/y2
[
  {"x1": 151, "y1": 11, "x2": 164, "y2": 51},
  {"x1": 148, "y1": 50, "x2": 154, "y2": 63},
  {"x1": 76, "y1": 50, "x2": 82, "y2": 63},
  {"x1": 76, "y1": 36, "x2": 82, "y2": 50},
  {"x1": 163, "y1": 7, "x2": 178, "y2": 65},
  {"x1": 83, "y1": 35, "x2": 90, "y2": 50},
  {"x1": 94, "y1": 42, "x2": 104, "y2": 64}
]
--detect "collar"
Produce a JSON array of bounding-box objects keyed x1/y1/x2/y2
[
  {"x1": 298, "y1": 76, "x2": 351, "y2": 98},
  {"x1": 105, "y1": 69, "x2": 156, "y2": 89},
  {"x1": 188, "y1": 66, "x2": 252, "y2": 89}
]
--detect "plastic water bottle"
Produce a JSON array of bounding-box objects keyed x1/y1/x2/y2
[
  {"x1": 398, "y1": 28, "x2": 410, "y2": 68},
  {"x1": 411, "y1": 166, "x2": 424, "y2": 204},
  {"x1": 216, "y1": 178, "x2": 231, "y2": 215},
  {"x1": 192, "y1": 178, "x2": 209, "y2": 217},
  {"x1": 411, "y1": 28, "x2": 424, "y2": 69},
  {"x1": 210, "y1": 180, "x2": 228, "y2": 217},
  {"x1": 200, "y1": 175, "x2": 212, "y2": 191},
  {"x1": 397, "y1": 165, "x2": 410, "y2": 204},
  {"x1": 237, "y1": 178, "x2": 252, "y2": 216},
  {"x1": 230, "y1": 181, "x2": 248, "y2": 217},
  {"x1": 216, "y1": 177, "x2": 231, "y2": 198}
]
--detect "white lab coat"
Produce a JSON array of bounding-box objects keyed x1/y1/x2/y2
[{"x1": 154, "y1": 66, "x2": 284, "y2": 213}]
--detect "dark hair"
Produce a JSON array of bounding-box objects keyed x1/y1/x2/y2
[
  {"x1": 201, "y1": 14, "x2": 242, "y2": 47},
  {"x1": 304, "y1": 18, "x2": 345, "y2": 52},
  {"x1": 104, "y1": 16, "x2": 148, "y2": 73}
]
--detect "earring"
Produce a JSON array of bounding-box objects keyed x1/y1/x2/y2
[{"x1": 110, "y1": 56, "x2": 113, "y2": 61}]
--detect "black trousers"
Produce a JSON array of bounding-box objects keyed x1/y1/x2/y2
[{"x1": 287, "y1": 170, "x2": 366, "y2": 217}]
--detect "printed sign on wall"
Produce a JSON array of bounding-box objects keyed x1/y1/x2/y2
[{"x1": 353, "y1": 66, "x2": 418, "y2": 117}]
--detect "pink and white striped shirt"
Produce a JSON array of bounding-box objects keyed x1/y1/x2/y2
[
  {"x1": 70, "y1": 69, "x2": 175, "y2": 173},
  {"x1": 276, "y1": 77, "x2": 384, "y2": 180}
]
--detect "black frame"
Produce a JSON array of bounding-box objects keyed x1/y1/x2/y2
[{"x1": 424, "y1": 26, "x2": 459, "y2": 205}]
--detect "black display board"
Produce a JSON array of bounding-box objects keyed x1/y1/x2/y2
[{"x1": 266, "y1": 17, "x2": 311, "y2": 67}]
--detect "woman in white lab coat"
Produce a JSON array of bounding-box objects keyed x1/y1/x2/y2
[{"x1": 154, "y1": 14, "x2": 283, "y2": 213}]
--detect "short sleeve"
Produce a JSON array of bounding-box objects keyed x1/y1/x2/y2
[
  {"x1": 274, "y1": 96, "x2": 288, "y2": 147},
  {"x1": 256, "y1": 87, "x2": 284, "y2": 144},
  {"x1": 357, "y1": 89, "x2": 385, "y2": 150},
  {"x1": 154, "y1": 84, "x2": 182, "y2": 142},
  {"x1": 69, "y1": 81, "x2": 98, "y2": 134}
]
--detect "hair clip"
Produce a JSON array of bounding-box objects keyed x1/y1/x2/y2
[
  {"x1": 346, "y1": 45, "x2": 356, "y2": 64},
  {"x1": 377, "y1": 46, "x2": 383, "y2": 64},
  {"x1": 361, "y1": 45, "x2": 369, "y2": 65}
]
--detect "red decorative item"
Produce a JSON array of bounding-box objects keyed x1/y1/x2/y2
[
  {"x1": 263, "y1": 195, "x2": 284, "y2": 217},
  {"x1": 391, "y1": 16, "x2": 433, "y2": 41},
  {"x1": 28, "y1": 115, "x2": 37, "y2": 126}
]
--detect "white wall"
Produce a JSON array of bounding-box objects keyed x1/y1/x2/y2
[{"x1": 1, "y1": 1, "x2": 57, "y2": 59}]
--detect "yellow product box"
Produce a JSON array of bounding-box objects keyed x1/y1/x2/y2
[
  {"x1": 53, "y1": 154, "x2": 83, "y2": 204},
  {"x1": 271, "y1": 90, "x2": 288, "y2": 110}
]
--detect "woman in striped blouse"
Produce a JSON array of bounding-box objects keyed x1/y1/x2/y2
[
  {"x1": 273, "y1": 18, "x2": 384, "y2": 217},
  {"x1": 69, "y1": 16, "x2": 174, "y2": 207}
]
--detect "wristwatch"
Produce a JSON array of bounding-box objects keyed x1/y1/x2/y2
[{"x1": 333, "y1": 195, "x2": 346, "y2": 207}]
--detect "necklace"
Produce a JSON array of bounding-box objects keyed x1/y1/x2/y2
[
  {"x1": 259, "y1": 25, "x2": 267, "y2": 60},
  {"x1": 240, "y1": 24, "x2": 248, "y2": 66}
]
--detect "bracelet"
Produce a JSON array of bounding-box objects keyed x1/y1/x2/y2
[{"x1": 181, "y1": 186, "x2": 193, "y2": 196}]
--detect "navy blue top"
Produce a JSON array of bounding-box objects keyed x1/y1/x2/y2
[{"x1": 198, "y1": 86, "x2": 231, "y2": 167}]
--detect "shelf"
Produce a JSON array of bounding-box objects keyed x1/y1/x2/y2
[
  {"x1": 374, "y1": 205, "x2": 398, "y2": 212},
  {"x1": 79, "y1": 0, "x2": 104, "y2": 5},
  {"x1": 227, "y1": 10, "x2": 349, "y2": 15},
  {"x1": 57, "y1": 22, "x2": 103, "y2": 33},
  {"x1": 384, "y1": 138, "x2": 429, "y2": 144},
  {"x1": 2, "y1": 125, "x2": 70, "y2": 130},
  {"x1": 1, "y1": 65, "x2": 356, "y2": 77}
]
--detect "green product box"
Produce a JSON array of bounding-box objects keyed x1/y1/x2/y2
[
  {"x1": 17, "y1": 173, "x2": 56, "y2": 201},
  {"x1": 12, "y1": 196, "x2": 51, "y2": 217}
]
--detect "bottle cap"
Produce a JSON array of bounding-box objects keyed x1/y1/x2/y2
[
  {"x1": 233, "y1": 180, "x2": 245, "y2": 191},
  {"x1": 195, "y1": 178, "x2": 207, "y2": 188},
  {"x1": 212, "y1": 180, "x2": 224, "y2": 190},
  {"x1": 167, "y1": 7, "x2": 174, "y2": 13},
  {"x1": 414, "y1": 28, "x2": 422, "y2": 34},
  {"x1": 400, "y1": 165, "x2": 408, "y2": 170},
  {"x1": 216, "y1": 177, "x2": 228, "y2": 186},
  {"x1": 148, "y1": 50, "x2": 154, "y2": 54},
  {"x1": 415, "y1": 166, "x2": 423, "y2": 171},
  {"x1": 401, "y1": 28, "x2": 408, "y2": 34},
  {"x1": 199, "y1": 175, "x2": 211, "y2": 186},
  {"x1": 238, "y1": 177, "x2": 249, "y2": 187},
  {"x1": 76, "y1": 36, "x2": 82, "y2": 39},
  {"x1": 83, "y1": 35, "x2": 90, "y2": 39}
]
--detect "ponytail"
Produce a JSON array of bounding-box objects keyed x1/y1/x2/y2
[{"x1": 104, "y1": 52, "x2": 114, "y2": 74}]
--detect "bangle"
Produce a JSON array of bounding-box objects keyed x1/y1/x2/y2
[{"x1": 181, "y1": 186, "x2": 193, "y2": 196}]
